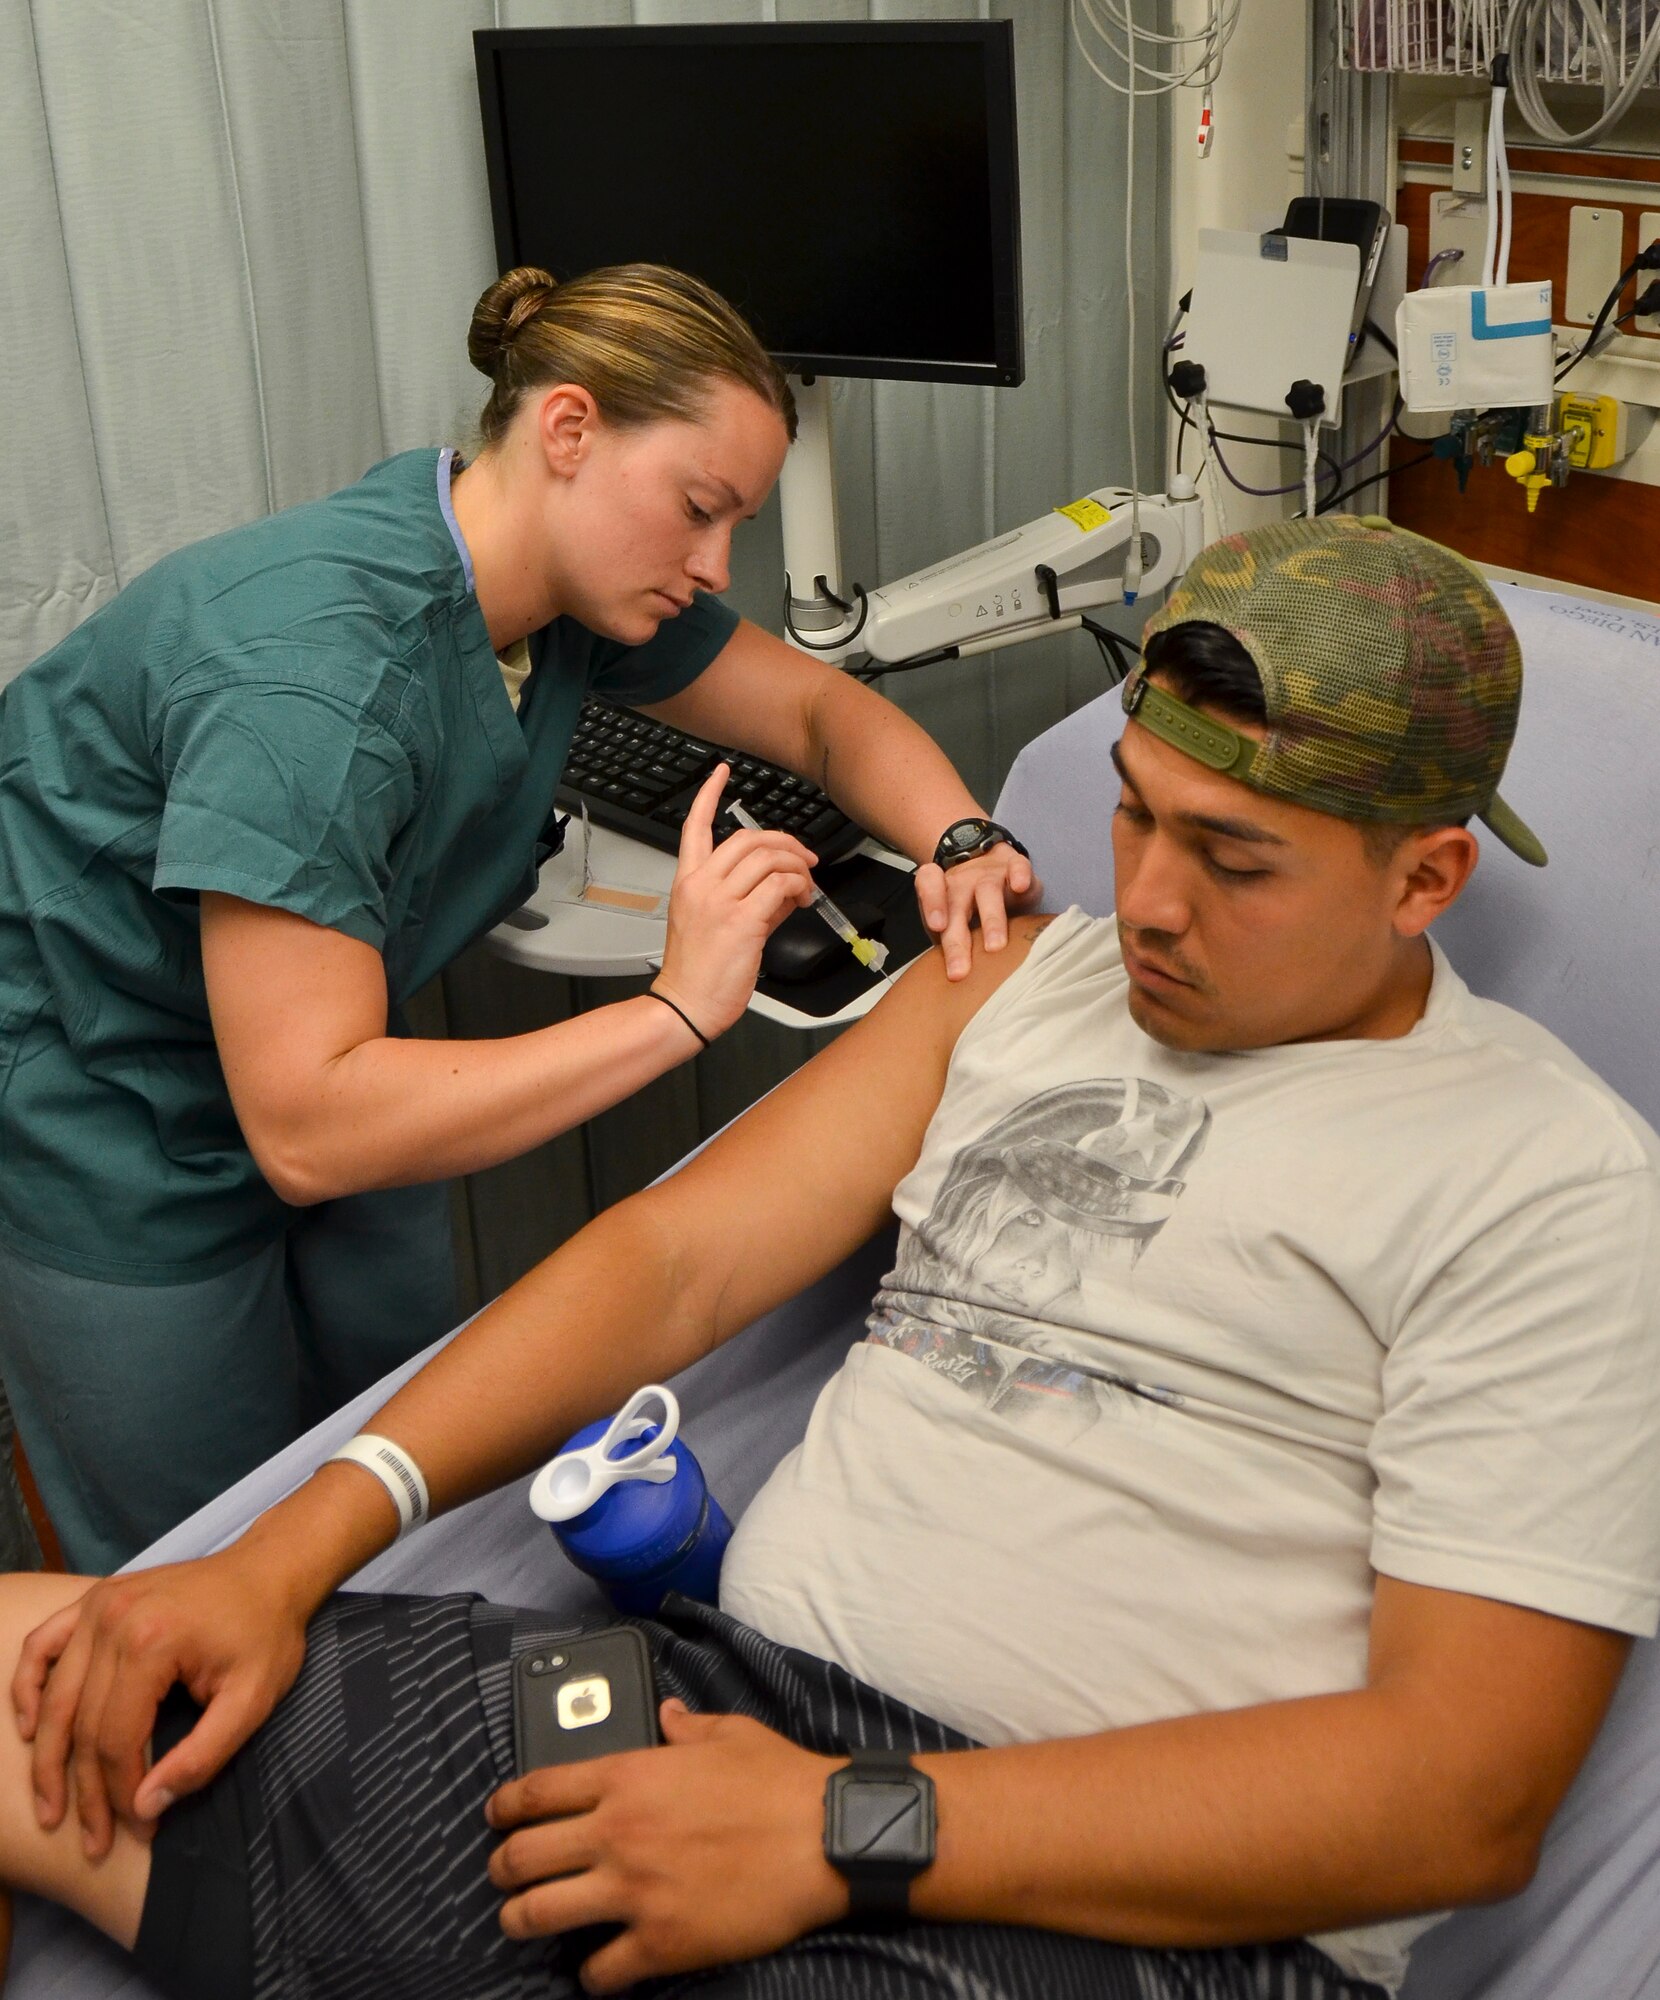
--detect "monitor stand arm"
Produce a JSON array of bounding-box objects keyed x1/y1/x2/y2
[
  {"x1": 775, "y1": 377, "x2": 1206, "y2": 674},
  {"x1": 778, "y1": 374, "x2": 861, "y2": 664}
]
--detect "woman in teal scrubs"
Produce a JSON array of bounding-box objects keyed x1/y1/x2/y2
[{"x1": 0, "y1": 264, "x2": 1036, "y2": 1573}]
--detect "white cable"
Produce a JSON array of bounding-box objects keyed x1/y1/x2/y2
[
  {"x1": 1481, "y1": 94, "x2": 1499, "y2": 288},
  {"x1": 1070, "y1": 0, "x2": 1241, "y2": 97},
  {"x1": 1505, "y1": 0, "x2": 1660, "y2": 147},
  {"x1": 1196, "y1": 396, "x2": 1230, "y2": 537},
  {"x1": 1077, "y1": 0, "x2": 1230, "y2": 90},
  {"x1": 1302, "y1": 420, "x2": 1320, "y2": 518},
  {"x1": 1074, "y1": 0, "x2": 1236, "y2": 597},
  {"x1": 1494, "y1": 85, "x2": 1513, "y2": 284}
]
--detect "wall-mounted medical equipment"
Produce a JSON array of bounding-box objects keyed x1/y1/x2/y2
[
  {"x1": 1285, "y1": 198, "x2": 1393, "y2": 343},
  {"x1": 1168, "y1": 189, "x2": 1416, "y2": 524},
  {"x1": 861, "y1": 487, "x2": 1206, "y2": 666},
  {"x1": 1395, "y1": 56, "x2": 1557, "y2": 416},
  {"x1": 1172, "y1": 197, "x2": 1406, "y2": 518},
  {"x1": 1484, "y1": 386, "x2": 1655, "y2": 505},
  {"x1": 1390, "y1": 56, "x2": 1660, "y2": 513},
  {"x1": 1372, "y1": 384, "x2": 1651, "y2": 516},
  {"x1": 1184, "y1": 231, "x2": 1369, "y2": 427},
  {"x1": 1397, "y1": 279, "x2": 1557, "y2": 408},
  {"x1": 1180, "y1": 197, "x2": 1406, "y2": 421}
]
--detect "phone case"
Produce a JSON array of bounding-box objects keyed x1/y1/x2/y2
[{"x1": 511, "y1": 1624, "x2": 661, "y2": 1777}]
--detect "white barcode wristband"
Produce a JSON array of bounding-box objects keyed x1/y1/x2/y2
[{"x1": 326, "y1": 1434, "x2": 431, "y2": 1539}]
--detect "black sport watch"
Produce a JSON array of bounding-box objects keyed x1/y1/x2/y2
[
  {"x1": 932, "y1": 817, "x2": 1029, "y2": 870},
  {"x1": 823, "y1": 1746, "x2": 937, "y2": 1922}
]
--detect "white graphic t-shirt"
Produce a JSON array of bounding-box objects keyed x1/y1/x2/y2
[{"x1": 721, "y1": 908, "x2": 1660, "y2": 1994}]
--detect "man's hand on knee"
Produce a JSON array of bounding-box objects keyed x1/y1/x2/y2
[{"x1": 12, "y1": 1550, "x2": 310, "y2": 1857}]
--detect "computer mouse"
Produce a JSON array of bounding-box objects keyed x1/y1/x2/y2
[{"x1": 761, "y1": 899, "x2": 884, "y2": 985}]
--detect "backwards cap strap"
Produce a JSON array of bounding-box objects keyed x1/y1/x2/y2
[{"x1": 1122, "y1": 665, "x2": 1262, "y2": 784}]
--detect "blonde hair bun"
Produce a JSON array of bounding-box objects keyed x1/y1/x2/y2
[
  {"x1": 468, "y1": 266, "x2": 559, "y2": 380},
  {"x1": 465, "y1": 261, "x2": 796, "y2": 448}
]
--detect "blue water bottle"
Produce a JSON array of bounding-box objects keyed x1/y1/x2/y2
[{"x1": 528, "y1": 1385, "x2": 733, "y2": 1615}]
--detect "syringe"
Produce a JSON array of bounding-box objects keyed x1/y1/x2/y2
[{"x1": 727, "y1": 803, "x2": 891, "y2": 979}]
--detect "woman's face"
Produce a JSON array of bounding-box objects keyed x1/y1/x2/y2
[
  {"x1": 538, "y1": 379, "x2": 789, "y2": 644},
  {"x1": 972, "y1": 1193, "x2": 1081, "y2": 1314}
]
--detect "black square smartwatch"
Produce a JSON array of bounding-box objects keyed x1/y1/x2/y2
[{"x1": 823, "y1": 1746, "x2": 936, "y2": 1922}]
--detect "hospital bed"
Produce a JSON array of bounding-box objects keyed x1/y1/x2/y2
[{"x1": 10, "y1": 580, "x2": 1660, "y2": 1998}]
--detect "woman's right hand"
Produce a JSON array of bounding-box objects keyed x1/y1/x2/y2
[
  {"x1": 11, "y1": 1545, "x2": 310, "y2": 1856},
  {"x1": 653, "y1": 765, "x2": 817, "y2": 1040}
]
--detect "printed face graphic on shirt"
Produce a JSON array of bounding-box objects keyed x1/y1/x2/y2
[
  {"x1": 974, "y1": 1187, "x2": 1081, "y2": 1312},
  {"x1": 870, "y1": 1077, "x2": 1211, "y2": 1437},
  {"x1": 933, "y1": 1076, "x2": 1211, "y2": 1280}
]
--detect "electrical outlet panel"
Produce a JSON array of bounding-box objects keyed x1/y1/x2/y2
[{"x1": 1566, "y1": 207, "x2": 1624, "y2": 326}]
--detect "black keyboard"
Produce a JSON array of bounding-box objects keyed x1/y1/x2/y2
[{"x1": 554, "y1": 698, "x2": 866, "y2": 864}]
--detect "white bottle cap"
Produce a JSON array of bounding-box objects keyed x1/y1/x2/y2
[{"x1": 529, "y1": 1385, "x2": 681, "y2": 1525}]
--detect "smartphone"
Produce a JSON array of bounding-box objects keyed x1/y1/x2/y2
[
  {"x1": 512, "y1": 1624, "x2": 661, "y2": 1777},
  {"x1": 1280, "y1": 196, "x2": 1390, "y2": 345}
]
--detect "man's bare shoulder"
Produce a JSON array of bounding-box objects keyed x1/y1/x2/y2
[
  {"x1": 893, "y1": 912, "x2": 1058, "y2": 1017},
  {"x1": 1010, "y1": 912, "x2": 1061, "y2": 949},
  {"x1": 809, "y1": 913, "x2": 1058, "y2": 1085}
]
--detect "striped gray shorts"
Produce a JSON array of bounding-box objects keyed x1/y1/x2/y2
[{"x1": 136, "y1": 1591, "x2": 1388, "y2": 2000}]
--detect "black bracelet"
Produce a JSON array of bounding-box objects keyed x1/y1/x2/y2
[{"x1": 647, "y1": 988, "x2": 711, "y2": 1050}]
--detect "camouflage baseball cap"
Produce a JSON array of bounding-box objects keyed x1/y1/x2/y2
[{"x1": 1129, "y1": 514, "x2": 1546, "y2": 866}]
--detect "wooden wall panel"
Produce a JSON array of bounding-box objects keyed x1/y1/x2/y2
[
  {"x1": 1399, "y1": 137, "x2": 1660, "y2": 191},
  {"x1": 1386, "y1": 148, "x2": 1660, "y2": 601},
  {"x1": 1384, "y1": 440, "x2": 1660, "y2": 597}
]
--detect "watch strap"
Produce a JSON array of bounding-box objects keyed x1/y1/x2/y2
[
  {"x1": 845, "y1": 1749, "x2": 918, "y2": 1922},
  {"x1": 847, "y1": 1746, "x2": 915, "y2": 1776},
  {"x1": 846, "y1": 1872, "x2": 912, "y2": 1921}
]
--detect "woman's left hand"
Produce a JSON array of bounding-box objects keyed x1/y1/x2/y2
[
  {"x1": 914, "y1": 845, "x2": 1043, "y2": 982},
  {"x1": 487, "y1": 1702, "x2": 845, "y2": 1991}
]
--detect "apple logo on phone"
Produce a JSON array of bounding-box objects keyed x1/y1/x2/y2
[{"x1": 558, "y1": 1675, "x2": 613, "y2": 1730}]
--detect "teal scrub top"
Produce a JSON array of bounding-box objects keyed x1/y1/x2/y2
[{"x1": 0, "y1": 448, "x2": 738, "y2": 1283}]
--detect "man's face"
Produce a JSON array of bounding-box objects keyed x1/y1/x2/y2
[
  {"x1": 1109, "y1": 696, "x2": 1444, "y2": 1051},
  {"x1": 542, "y1": 379, "x2": 788, "y2": 645}
]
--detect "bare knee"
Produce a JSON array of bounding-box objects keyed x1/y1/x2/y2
[
  {"x1": 0, "y1": 1572, "x2": 94, "y2": 1744},
  {"x1": 0, "y1": 1571, "x2": 150, "y2": 1951},
  {"x1": 0, "y1": 1573, "x2": 94, "y2": 1654}
]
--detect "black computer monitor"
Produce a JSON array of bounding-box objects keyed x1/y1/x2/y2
[{"x1": 473, "y1": 22, "x2": 1024, "y2": 389}]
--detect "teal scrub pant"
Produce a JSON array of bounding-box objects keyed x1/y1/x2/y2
[{"x1": 0, "y1": 1184, "x2": 458, "y2": 1576}]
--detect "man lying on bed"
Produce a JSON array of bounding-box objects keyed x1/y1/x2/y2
[{"x1": 2, "y1": 515, "x2": 1656, "y2": 2000}]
